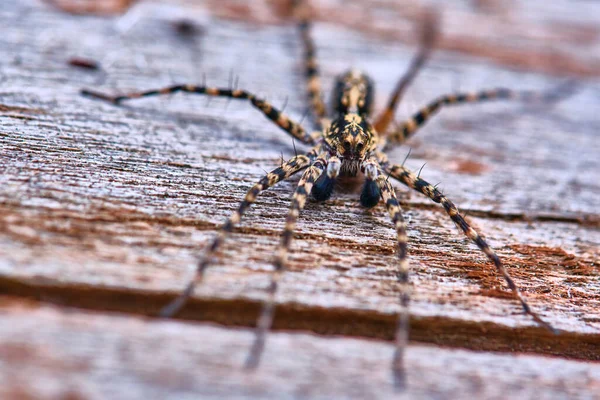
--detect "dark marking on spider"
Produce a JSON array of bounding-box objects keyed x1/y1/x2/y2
[{"x1": 81, "y1": 0, "x2": 563, "y2": 391}]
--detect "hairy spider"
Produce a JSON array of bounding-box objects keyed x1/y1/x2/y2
[{"x1": 81, "y1": 1, "x2": 558, "y2": 389}]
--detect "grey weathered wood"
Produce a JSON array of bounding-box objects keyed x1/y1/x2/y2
[
  {"x1": 0, "y1": 0, "x2": 599, "y2": 398},
  {"x1": 0, "y1": 303, "x2": 599, "y2": 400}
]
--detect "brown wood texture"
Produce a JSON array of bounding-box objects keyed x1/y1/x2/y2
[{"x1": 1, "y1": 0, "x2": 599, "y2": 398}]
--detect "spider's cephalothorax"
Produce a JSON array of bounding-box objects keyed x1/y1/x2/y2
[
  {"x1": 326, "y1": 70, "x2": 378, "y2": 160},
  {"x1": 313, "y1": 70, "x2": 380, "y2": 205},
  {"x1": 81, "y1": 3, "x2": 558, "y2": 391}
]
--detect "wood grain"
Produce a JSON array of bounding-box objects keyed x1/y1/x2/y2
[
  {"x1": 0, "y1": 0, "x2": 599, "y2": 398},
  {"x1": 0, "y1": 302, "x2": 599, "y2": 399}
]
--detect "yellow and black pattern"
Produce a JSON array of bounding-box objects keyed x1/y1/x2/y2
[
  {"x1": 81, "y1": 85, "x2": 318, "y2": 145},
  {"x1": 325, "y1": 112, "x2": 377, "y2": 161},
  {"x1": 332, "y1": 70, "x2": 375, "y2": 116},
  {"x1": 295, "y1": 1, "x2": 328, "y2": 130},
  {"x1": 383, "y1": 162, "x2": 555, "y2": 332},
  {"x1": 246, "y1": 154, "x2": 327, "y2": 369},
  {"x1": 159, "y1": 151, "x2": 315, "y2": 318},
  {"x1": 376, "y1": 173, "x2": 410, "y2": 389},
  {"x1": 384, "y1": 88, "x2": 526, "y2": 149}
]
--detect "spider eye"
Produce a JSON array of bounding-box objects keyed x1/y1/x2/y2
[
  {"x1": 356, "y1": 142, "x2": 364, "y2": 151},
  {"x1": 343, "y1": 140, "x2": 352, "y2": 150}
]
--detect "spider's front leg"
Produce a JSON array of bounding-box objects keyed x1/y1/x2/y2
[
  {"x1": 245, "y1": 152, "x2": 328, "y2": 369},
  {"x1": 383, "y1": 162, "x2": 556, "y2": 332},
  {"x1": 81, "y1": 85, "x2": 320, "y2": 145},
  {"x1": 159, "y1": 149, "x2": 318, "y2": 317},
  {"x1": 382, "y1": 88, "x2": 553, "y2": 150},
  {"x1": 374, "y1": 170, "x2": 410, "y2": 390}
]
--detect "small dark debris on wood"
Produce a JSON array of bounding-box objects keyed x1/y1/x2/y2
[
  {"x1": 68, "y1": 57, "x2": 100, "y2": 70},
  {"x1": 171, "y1": 19, "x2": 204, "y2": 38}
]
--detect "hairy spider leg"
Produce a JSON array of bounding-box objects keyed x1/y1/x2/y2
[
  {"x1": 245, "y1": 153, "x2": 328, "y2": 369},
  {"x1": 382, "y1": 88, "x2": 548, "y2": 150},
  {"x1": 81, "y1": 86, "x2": 321, "y2": 145},
  {"x1": 295, "y1": 0, "x2": 329, "y2": 131},
  {"x1": 376, "y1": 173, "x2": 410, "y2": 390},
  {"x1": 373, "y1": 10, "x2": 438, "y2": 134},
  {"x1": 383, "y1": 162, "x2": 556, "y2": 333},
  {"x1": 159, "y1": 149, "x2": 319, "y2": 317}
]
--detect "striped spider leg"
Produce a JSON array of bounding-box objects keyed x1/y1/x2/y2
[
  {"x1": 381, "y1": 88, "x2": 566, "y2": 151},
  {"x1": 375, "y1": 169, "x2": 410, "y2": 389},
  {"x1": 294, "y1": 0, "x2": 329, "y2": 131},
  {"x1": 352, "y1": 155, "x2": 412, "y2": 389},
  {"x1": 81, "y1": 85, "x2": 321, "y2": 146},
  {"x1": 378, "y1": 156, "x2": 556, "y2": 334},
  {"x1": 246, "y1": 152, "x2": 329, "y2": 368}
]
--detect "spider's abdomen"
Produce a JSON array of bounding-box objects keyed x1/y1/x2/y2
[{"x1": 332, "y1": 69, "x2": 374, "y2": 115}]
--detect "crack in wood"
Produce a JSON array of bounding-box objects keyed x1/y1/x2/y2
[{"x1": 0, "y1": 277, "x2": 598, "y2": 362}]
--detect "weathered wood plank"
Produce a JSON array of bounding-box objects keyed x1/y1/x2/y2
[
  {"x1": 0, "y1": 302, "x2": 599, "y2": 400},
  {"x1": 0, "y1": 0, "x2": 599, "y2": 397}
]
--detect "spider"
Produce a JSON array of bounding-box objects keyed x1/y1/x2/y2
[{"x1": 81, "y1": 1, "x2": 558, "y2": 389}]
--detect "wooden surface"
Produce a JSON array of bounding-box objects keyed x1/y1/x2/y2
[
  {"x1": 0, "y1": 0, "x2": 599, "y2": 398},
  {"x1": 1, "y1": 302, "x2": 600, "y2": 400}
]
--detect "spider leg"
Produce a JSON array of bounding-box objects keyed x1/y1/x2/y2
[
  {"x1": 383, "y1": 162, "x2": 556, "y2": 333},
  {"x1": 375, "y1": 169, "x2": 410, "y2": 390},
  {"x1": 245, "y1": 153, "x2": 328, "y2": 369},
  {"x1": 382, "y1": 88, "x2": 549, "y2": 150},
  {"x1": 294, "y1": 0, "x2": 329, "y2": 132},
  {"x1": 159, "y1": 149, "x2": 318, "y2": 317},
  {"x1": 373, "y1": 10, "x2": 439, "y2": 133},
  {"x1": 81, "y1": 85, "x2": 320, "y2": 145}
]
